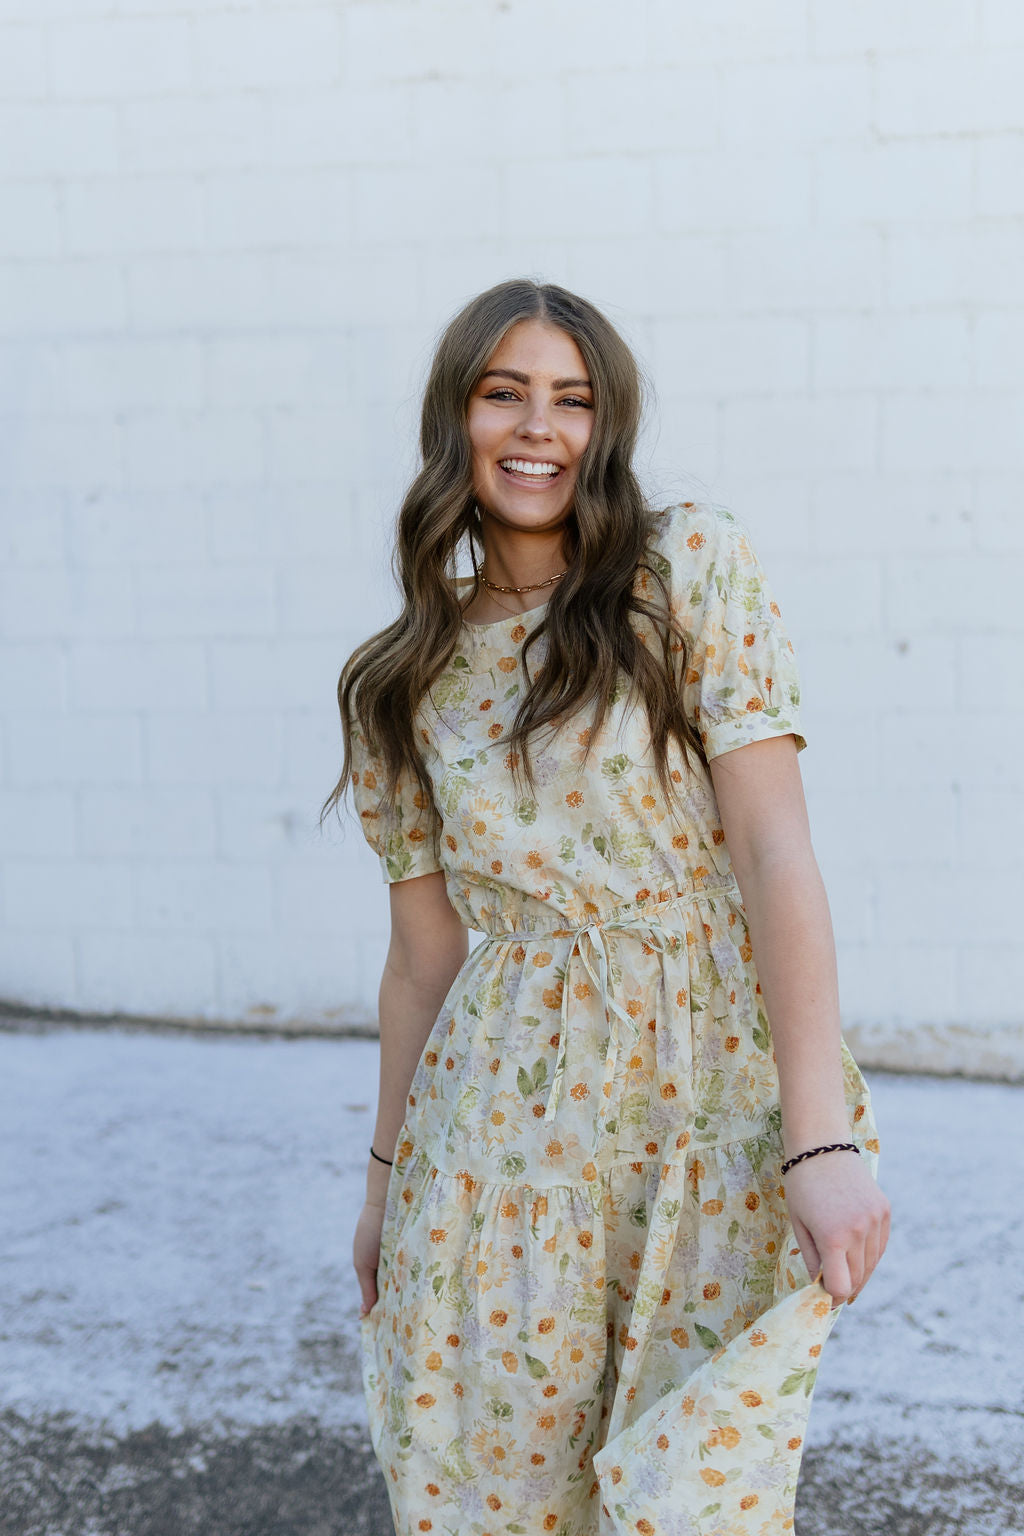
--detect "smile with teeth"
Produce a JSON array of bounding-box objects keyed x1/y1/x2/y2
[{"x1": 499, "y1": 458, "x2": 562, "y2": 479}]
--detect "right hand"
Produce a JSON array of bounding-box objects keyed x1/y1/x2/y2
[{"x1": 354, "y1": 1198, "x2": 387, "y2": 1317}]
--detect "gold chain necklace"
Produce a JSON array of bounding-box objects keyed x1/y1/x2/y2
[{"x1": 480, "y1": 569, "x2": 568, "y2": 593}]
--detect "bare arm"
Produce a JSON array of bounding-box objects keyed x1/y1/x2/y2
[
  {"x1": 364, "y1": 869, "x2": 469, "y2": 1206},
  {"x1": 709, "y1": 734, "x2": 890, "y2": 1302}
]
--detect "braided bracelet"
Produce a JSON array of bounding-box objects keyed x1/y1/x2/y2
[
  {"x1": 781, "y1": 1141, "x2": 859, "y2": 1177},
  {"x1": 369, "y1": 1145, "x2": 393, "y2": 1166}
]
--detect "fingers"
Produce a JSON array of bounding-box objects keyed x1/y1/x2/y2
[
  {"x1": 790, "y1": 1212, "x2": 821, "y2": 1287},
  {"x1": 357, "y1": 1269, "x2": 378, "y2": 1318},
  {"x1": 819, "y1": 1242, "x2": 853, "y2": 1309},
  {"x1": 855, "y1": 1191, "x2": 892, "y2": 1300}
]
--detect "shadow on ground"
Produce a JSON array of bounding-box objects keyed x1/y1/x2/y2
[{"x1": 3, "y1": 1410, "x2": 1021, "y2": 1536}]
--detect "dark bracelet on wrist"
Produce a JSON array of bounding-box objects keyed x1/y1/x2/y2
[
  {"x1": 781, "y1": 1141, "x2": 860, "y2": 1177},
  {"x1": 369, "y1": 1144, "x2": 393, "y2": 1167}
]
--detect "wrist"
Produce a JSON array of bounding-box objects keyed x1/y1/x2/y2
[{"x1": 781, "y1": 1111, "x2": 851, "y2": 1162}]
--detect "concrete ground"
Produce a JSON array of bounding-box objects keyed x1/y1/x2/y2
[{"x1": 0, "y1": 1022, "x2": 1021, "y2": 1536}]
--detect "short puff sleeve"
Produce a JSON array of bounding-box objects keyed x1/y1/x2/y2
[
  {"x1": 667, "y1": 503, "x2": 807, "y2": 761},
  {"x1": 346, "y1": 697, "x2": 445, "y2": 884}
]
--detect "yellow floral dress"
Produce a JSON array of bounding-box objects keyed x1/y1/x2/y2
[{"x1": 350, "y1": 501, "x2": 879, "y2": 1536}]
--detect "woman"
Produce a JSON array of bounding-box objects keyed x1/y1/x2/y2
[{"x1": 322, "y1": 279, "x2": 890, "y2": 1536}]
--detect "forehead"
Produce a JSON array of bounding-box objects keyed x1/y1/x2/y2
[{"x1": 484, "y1": 319, "x2": 589, "y2": 381}]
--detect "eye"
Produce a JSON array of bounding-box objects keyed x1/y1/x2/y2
[
  {"x1": 485, "y1": 388, "x2": 519, "y2": 401},
  {"x1": 559, "y1": 396, "x2": 592, "y2": 409}
]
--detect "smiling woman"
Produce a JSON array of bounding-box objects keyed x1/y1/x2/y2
[
  {"x1": 320, "y1": 278, "x2": 889, "y2": 1536},
  {"x1": 460, "y1": 321, "x2": 596, "y2": 624}
]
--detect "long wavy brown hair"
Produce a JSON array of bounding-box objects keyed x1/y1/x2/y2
[{"x1": 319, "y1": 278, "x2": 707, "y2": 840}]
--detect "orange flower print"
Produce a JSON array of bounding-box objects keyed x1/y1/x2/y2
[
  {"x1": 554, "y1": 1327, "x2": 598, "y2": 1385},
  {"x1": 469, "y1": 1427, "x2": 519, "y2": 1478}
]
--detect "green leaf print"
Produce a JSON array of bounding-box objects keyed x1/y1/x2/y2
[
  {"x1": 452, "y1": 1084, "x2": 480, "y2": 1130},
  {"x1": 437, "y1": 771, "x2": 470, "y2": 816},
  {"x1": 518, "y1": 1059, "x2": 548, "y2": 1098},
  {"x1": 557, "y1": 834, "x2": 575, "y2": 862},
  {"x1": 752, "y1": 1024, "x2": 771, "y2": 1053},
  {"x1": 514, "y1": 798, "x2": 538, "y2": 826},
  {"x1": 699, "y1": 1505, "x2": 722, "y2": 1519},
  {"x1": 727, "y1": 1219, "x2": 740, "y2": 1241},
  {"x1": 628, "y1": 1201, "x2": 648, "y2": 1229},
  {"x1": 697, "y1": 1069, "x2": 725, "y2": 1115},
  {"x1": 619, "y1": 1091, "x2": 650, "y2": 1128},
  {"x1": 383, "y1": 845, "x2": 414, "y2": 882},
  {"x1": 780, "y1": 1367, "x2": 818, "y2": 1397},
  {"x1": 524, "y1": 1351, "x2": 549, "y2": 1379},
  {"x1": 559, "y1": 1251, "x2": 570, "y2": 1277},
  {"x1": 647, "y1": 548, "x2": 672, "y2": 581},
  {"x1": 472, "y1": 976, "x2": 506, "y2": 1018},
  {"x1": 570, "y1": 1287, "x2": 605, "y2": 1324},
  {"x1": 432, "y1": 669, "x2": 470, "y2": 708},
  {"x1": 438, "y1": 1436, "x2": 475, "y2": 1483},
  {"x1": 485, "y1": 1397, "x2": 514, "y2": 1421},
  {"x1": 601, "y1": 753, "x2": 632, "y2": 781},
  {"x1": 695, "y1": 1323, "x2": 723, "y2": 1350},
  {"x1": 607, "y1": 823, "x2": 656, "y2": 871},
  {"x1": 499, "y1": 1152, "x2": 527, "y2": 1178},
  {"x1": 733, "y1": 570, "x2": 772, "y2": 615},
  {"x1": 592, "y1": 833, "x2": 608, "y2": 860},
  {"x1": 757, "y1": 1423, "x2": 776, "y2": 1440}
]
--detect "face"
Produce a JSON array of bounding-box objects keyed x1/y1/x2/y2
[{"x1": 466, "y1": 319, "x2": 595, "y2": 533}]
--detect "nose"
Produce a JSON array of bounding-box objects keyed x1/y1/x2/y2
[{"x1": 516, "y1": 396, "x2": 555, "y2": 440}]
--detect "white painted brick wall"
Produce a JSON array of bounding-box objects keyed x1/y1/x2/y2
[{"x1": 0, "y1": 0, "x2": 1020, "y2": 1058}]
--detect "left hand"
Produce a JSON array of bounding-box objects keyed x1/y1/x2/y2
[{"x1": 784, "y1": 1150, "x2": 890, "y2": 1306}]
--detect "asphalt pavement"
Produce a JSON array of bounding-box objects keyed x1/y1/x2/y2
[{"x1": 1, "y1": 1023, "x2": 1021, "y2": 1536}]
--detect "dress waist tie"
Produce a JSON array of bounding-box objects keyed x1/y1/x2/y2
[{"x1": 481, "y1": 903, "x2": 689, "y2": 1126}]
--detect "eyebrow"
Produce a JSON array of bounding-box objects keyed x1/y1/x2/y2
[{"x1": 479, "y1": 368, "x2": 592, "y2": 390}]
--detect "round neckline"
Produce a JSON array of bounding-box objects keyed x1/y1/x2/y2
[{"x1": 453, "y1": 576, "x2": 552, "y2": 632}]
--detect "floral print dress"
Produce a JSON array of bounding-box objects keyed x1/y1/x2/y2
[{"x1": 349, "y1": 501, "x2": 880, "y2": 1536}]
